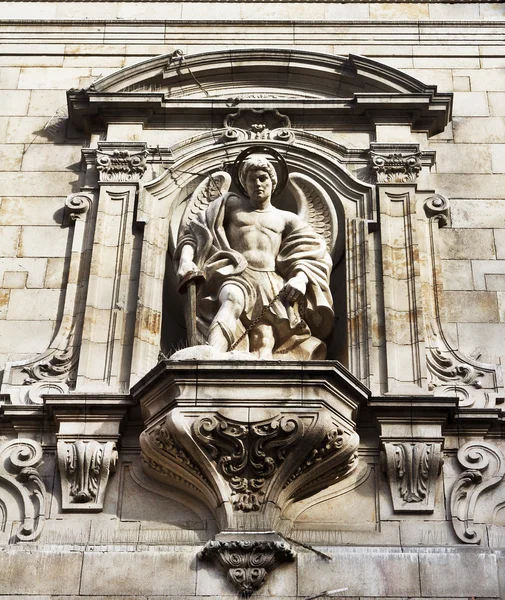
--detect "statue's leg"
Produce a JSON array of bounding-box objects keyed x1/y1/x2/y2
[
  {"x1": 207, "y1": 283, "x2": 245, "y2": 352},
  {"x1": 249, "y1": 324, "x2": 275, "y2": 359}
]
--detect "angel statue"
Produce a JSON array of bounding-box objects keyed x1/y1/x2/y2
[{"x1": 174, "y1": 147, "x2": 336, "y2": 360}]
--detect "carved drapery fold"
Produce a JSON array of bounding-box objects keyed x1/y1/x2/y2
[
  {"x1": 450, "y1": 441, "x2": 505, "y2": 544},
  {"x1": 0, "y1": 439, "x2": 46, "y2": 541},
  {"x1": 198, "y1": 540, "x2": 295, "y2": 596}
]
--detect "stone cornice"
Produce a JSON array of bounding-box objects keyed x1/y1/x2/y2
[{"x1": 0, "y1": 0, "x2": 496, "y2": 3}]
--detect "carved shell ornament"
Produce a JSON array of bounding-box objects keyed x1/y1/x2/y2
[{"x1": 179, "y1": 145, "x2": 338, "y2": 259}]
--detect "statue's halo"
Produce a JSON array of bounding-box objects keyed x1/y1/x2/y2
[{"x1": 232, "y1": 146, "x2": 288, "y2": 198}]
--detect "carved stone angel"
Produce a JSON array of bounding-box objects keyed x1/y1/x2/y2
[{"x1": 174, "y1": 149, "x2": 335, "y2": 360}]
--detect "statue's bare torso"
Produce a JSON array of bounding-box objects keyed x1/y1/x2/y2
[{"x1": 224, "y1": 194, "x2": 300, "y2": 271}]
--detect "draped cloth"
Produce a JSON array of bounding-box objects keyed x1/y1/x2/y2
[{"x1": 175, "y1": 193, "x2": 334, "y2": 359}]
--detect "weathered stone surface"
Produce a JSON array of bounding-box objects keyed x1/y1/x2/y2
[
  {"x1": 444, "y1": 291, "x2": 499, "y2": 323},
  {"x1": 298, "y1": 548, "x2": 421, "y2": 597},
  {"x1": 432, "y1": 144, "x2": 492, "y2": 174},
  {"x1": 419, "y1": 549, "x2": 500, "y2": 597},
  {"x1": 439, "y1": 229, "x2": 495, "y2": 260},
  {"x1": 0, "y1": 551, "x2": 82, "y2": 594},
  {"x1": 80, "y1": 550, "x2": 196, "y2": 595},
  {"x1": 450, "y1": 199, "x2": 505, "y2": 228},
  {"x1": 441, "y1": 260, "x2": 473, "y2": 291}
]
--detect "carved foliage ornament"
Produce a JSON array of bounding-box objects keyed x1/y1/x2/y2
[
  {"x1": 222, "y1": 108, "x2": 295, "y2": 144},
  {"x1": 96, "y1": 148, "x2": 148, "y2": 183},
  {"x1": 57, "y1": 440, "x2": 118, "y2": 511},
  {"x1": 198, "y1": 540, "x2": 295, "y2": 596},
  {"x1": 383, "y1": 442, "x2": 443, "y2": 512},
  {"x1": 0, "y1": 439, "x2": 46, "y2": 541},
  {"x1": 450, "y1": 441, "x2": 505, "y2": 544},
  {"x1": 370, "y1": 151, "x2": 422, "y2": 183},
  {"x1": 194, "y1": 414, "x2": 303, "y2": 512}
]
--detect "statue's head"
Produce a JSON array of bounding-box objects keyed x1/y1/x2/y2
[{"x1": 238, "y1": 156, "x2": 278, "y2": 202}]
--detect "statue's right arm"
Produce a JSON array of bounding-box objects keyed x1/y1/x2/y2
[{"x1": 176, "y1": 244, "x2": 199, "y2": 281}]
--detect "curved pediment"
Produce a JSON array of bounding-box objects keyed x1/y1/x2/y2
[
  {"x1": 88, "y1": 48, "x2": 439, "y2": 98},
  {"x1": 68, "y1": 48, "x2": 452, "y2": 135}
]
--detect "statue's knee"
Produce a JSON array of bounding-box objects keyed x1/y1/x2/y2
[{"x1": 220, "y1": 285, "x2": 244, "y2": 308}]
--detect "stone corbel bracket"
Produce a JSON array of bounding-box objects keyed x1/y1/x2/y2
[
  {"x1": 450, "y1": 441, "x2": 505, "y2": 544},
  {"x1": 198, "y1": 539, "x2": 295, "y2": 597},
  {"x1": 369, "y1": 143, "x2": 435, "y2": 184},
  {"x1": 135, "y1": 360, "x2": 368, "y2": 532},
  {"x1": 46, "y1": 395, "x2": 133, "y2": 511},
  {"x1": 0, "y1": 192, "x2": 94, "y2": 405},
  {"x1": 0, "y1": 438, "x2": 46, "y2": 542},
  {"x1": 371, "y1": 397, "x2": 456, "y2": 513}
]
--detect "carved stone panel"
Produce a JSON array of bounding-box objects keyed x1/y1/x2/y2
[
  {"x1": 0, "y1": 439, "x2": 46, "y2": 541},
  {"x1": 57, "y1": 440, "x2": 118, "y2": 511},
  {"x1": 383, "y1": 442, "x2": 443, "y2": 512}
]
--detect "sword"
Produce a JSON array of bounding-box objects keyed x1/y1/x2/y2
[{"x1": 177, "y1": 270, "x2": 206, "y2": 347}]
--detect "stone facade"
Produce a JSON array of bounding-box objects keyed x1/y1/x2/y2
[{"x1": 0, "y1": 2, "x2": 505, "y2": 599}]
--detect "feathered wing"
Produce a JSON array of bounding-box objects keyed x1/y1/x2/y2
[
  {"x1": 180, "y1": 171, "x2": 231, "y2": 230},
  {"x1": 288, "y1": 173, "x2": 338, "y2": 258}
]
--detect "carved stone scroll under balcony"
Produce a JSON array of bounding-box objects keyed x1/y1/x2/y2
[
  {"x1": 198, "y1": 540, "x2": 295, "y2": 597},
  {"x1": 0, "y1": 438, "x2": 46, "y2": 542},
  {"x1": 382, "y1": 442, "x2": 443, "y2": 512},
  {"x1": 135, "y1": 360, "x2": 368, "y2": 533},
  {"x1": 57, "y1": 440, "x2": 118, "y2": 510},
  {"x1": 450, "y1": 441, "x2": 505, "y2": 544}
]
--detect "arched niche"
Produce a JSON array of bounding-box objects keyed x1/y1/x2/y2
[{"x1": 138, "y1": 132, "x2": 375, "y2": 379}]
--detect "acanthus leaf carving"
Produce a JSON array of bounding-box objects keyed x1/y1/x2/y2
[
  {"x1": 193, "y1": 414, "x2": 303, "y2": 512},
  {"x1": 198, "y1": 540, "x2": 295, "y2": 597},
  {"x1": 450, "y1": 441, "x2": 505, "y2": 544},
  {"x1": 57, "y1": 439, "x2": 118, "y2": 511},
  {"x1": 96, "y1": 146, "x2": 148, "y2": 183},
  {"x1": 370, "y1": 150, "x2": 422, "y2": 183},
  {"x1": 383, "y1": 442, "x2": 443, "y2": 512},
  {"x1": 0, "y1": 438, "x2": 46, "y2": 542}
]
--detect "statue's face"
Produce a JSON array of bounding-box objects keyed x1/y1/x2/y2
[{"x1": 244, "y1": 168, "x2": 273, "y2": 203}]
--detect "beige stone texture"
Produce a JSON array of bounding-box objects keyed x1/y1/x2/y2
[
  {"x1": 0, "y1": 289, "x2": 9, "y2": 319},
  {"x1": 0, "y1": 91, "x2": 30, "y2": 118},
  {"x1": 0, "y1": 226, "x2": 20, "y2": 257},
  {"x1": 369, "y1": 4, "x2": 429, "y2": 20},
  {"x1": 0, "y1": 172, "x2": 80, "y2": 196},
  {"x1": 457, "y1": 69, "x2": 505, "y2": 92},
  {"x1": 18, "y1": 67, "x2": 92, "y2": 90},
  {"x1": 0, "y1": 257, "x2": 47, "y2": 288},
  {"x1": 471, "y1": 260, "x2": 505, "y2": 290},
  {"x1": 419, "y1": 550, "x2": 500, "y2": 597},
  {"x1": 5, "y1": 116, "x2": 66, "y2": 144},
  {"x1": 19, "y1": 225, "x2": 69, "y2": 257},
  {"x1": 444, "y1": 290, "x2": 499, "y2": 323},
  {"x1": 490, "y1": 144, "x2": 505, "y2": 173},
  {"x1": 439, "y1": 228, "x2": 496, "y2": 260},
  {"x1": 0, "y1": 550, "x2": 82, "y2": 595},
  {"x1": 429, "y1": 174, "x2": 505, "y2": 199},
  {"x1": 2, "y1": 271, "x2": 27, "y2": 289},
  {"x1": 441, "y1": 260, "x2": 474, "y2": 291},
  {"x1": 488, "y1": 93, "x2": 505, "y2": 117},
  {"x1": 0, "y1": 118, "x2": 8, "y2": 144},
  {"x1": 80, "y1": 550, "x2": 196, "y2": 595},
  {"x1": 495, "y1": 229, "x2": 505, "y2": 260},
  {"x1": 0, "y1": 68, "x2": 20, "y2": 89},
  {"x1": 452, "y1": 91, "x2": 489, "y2": 117},
  {"x1": 453, "y1": 75, "x2": 471, "y2": 92},
  {"x1": 450, "y1": 199, "x2": 505, "y2": 228},
  {"x1": 0, "y1": 144, "x2": 24, "y2": 171},
  {"x1": 21, "y1": 144, "x2": 82, "y2": 172},
  {"x1": 428, "y1": 4, "x2": 480, "y2": 20},
  {"x1": 432, "y1": 143, "x2": 492, "y2": 174},
  {"x1": 453, "y1": 117, "x2": 505, "y2": 144},
  {"x1": 44, "y1": 257, "x2": 66, "y2": 288},
  {"x1": 28, "y1": 90, "x2": 68, "y2": 117},
  {"x1": 487, "y1": 274, "x2": 505, "y2": 293},
  {"x1": 6, "y1": 288, "x2": 61, "y2": 321},
  {"x1": 0, "y1": 197, "x2": 65, "y2": 226}
]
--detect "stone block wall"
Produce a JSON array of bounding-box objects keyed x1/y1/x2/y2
[{"x1": 0, "y1": 3, "x2": 505, "y2": 599}]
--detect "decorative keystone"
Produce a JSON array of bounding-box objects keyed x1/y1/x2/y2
[{"x1": 198, "y1": 540, "x2": 295, "y2": 596}]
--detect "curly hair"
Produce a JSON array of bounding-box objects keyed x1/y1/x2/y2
[{"x1": 238, "y1": 156, "x2": 278, "y2": 193}]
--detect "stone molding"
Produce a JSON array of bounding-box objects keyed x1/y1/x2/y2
[
  {"x1": 222, "y1": 108, "x2": 295, "y2": 144},
  {"x1": 0, "y1": 438, "x2": 46, "y2": 542},
  {"x1": 1, "y1": 192, "x2": 94, "y2": 405},
  {"x1": 198, "y1": 540, "x2": 295, "y2": 596},
  {"x1": 371, "y1": 397, "x2": 455, "y2": 513},
  {"x1": 450, "y1": 441, "x2": 505, "y2": 545},
  {"x1": 136, "y1": 360, "x2": 367, "y2": 532},
  {"x1": 3, "y1": 0, "x2": 491, "y2": 3},
  {"x1": 423, "y1": 195, "x2": 504, "y2": 409},
  {"x1": 47, "y1": 395, "x2": 132, "y2": 511}
]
